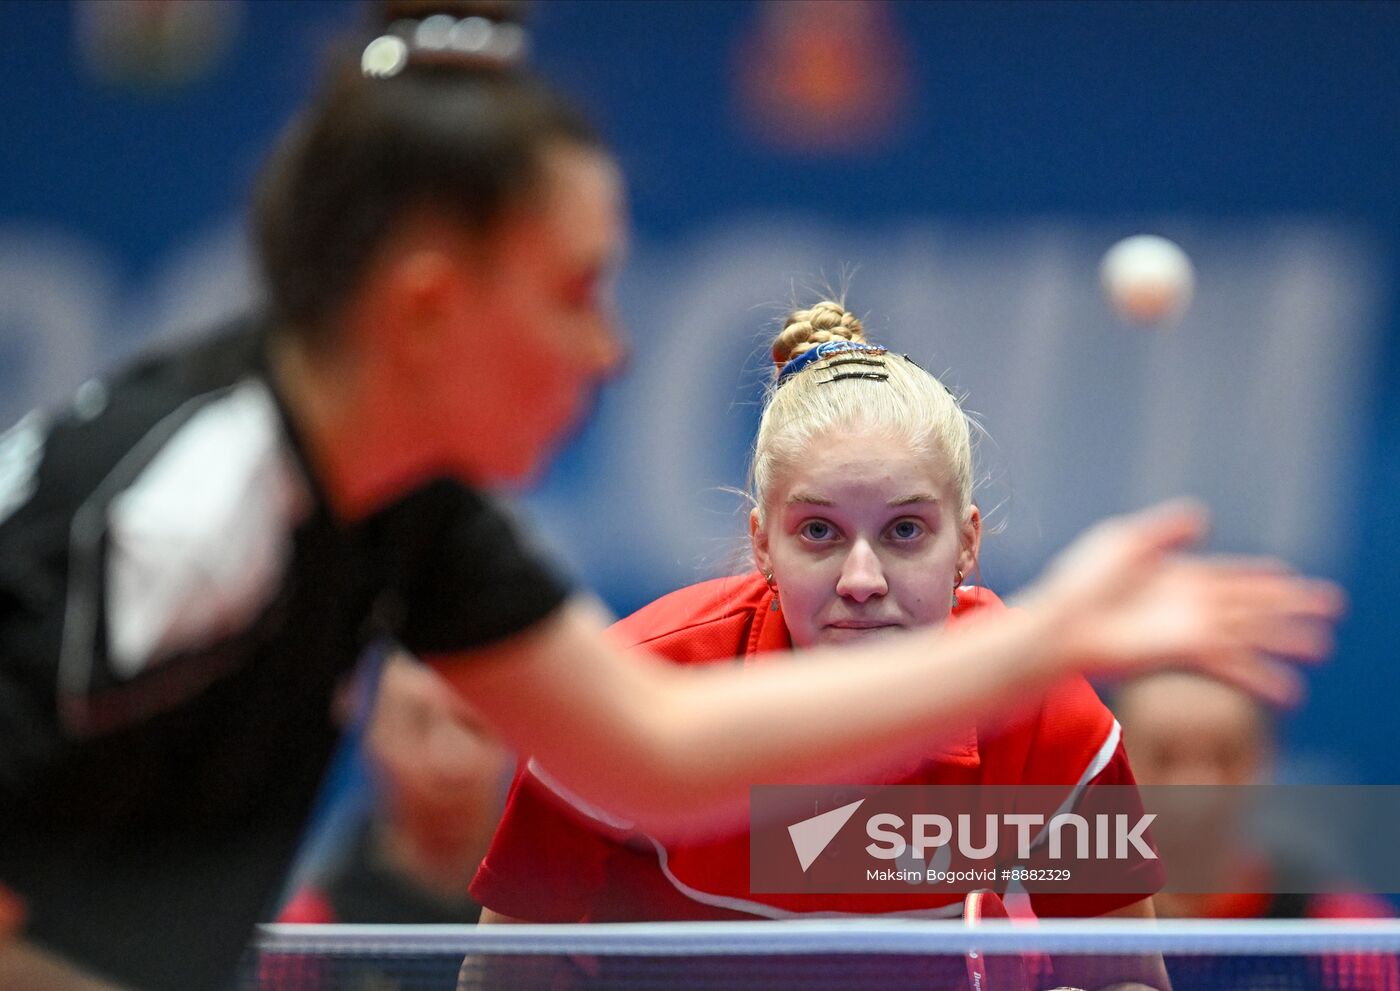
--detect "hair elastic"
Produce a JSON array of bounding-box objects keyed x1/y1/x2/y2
[{"x1": 362, "y1": 14, "x2": 528, "y2": 78}]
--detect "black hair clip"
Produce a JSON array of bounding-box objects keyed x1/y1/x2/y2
[
  {"x1": 897, "y1": 352, "x2": 956, "y2": 397},
  {"x1": 819, "y1": 371, "x2": 891, "y2": 385},
  {"x1": 821, "y1": 358, "x2": 887, "y2": 370}
]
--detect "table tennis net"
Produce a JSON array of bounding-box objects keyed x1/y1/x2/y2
[{"x1": 245, "y1": 919, "x2": 1400, "y2": 991}]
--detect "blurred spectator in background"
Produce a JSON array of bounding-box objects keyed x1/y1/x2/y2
[
  {"x1": 279, "y1": 654, "x2": 511, "y2": 925},
  {"x1": 1117, "y1": 670, "x2": 1391, "y2": 920},
  {"x1": 1117, "y1": 672, "x2": 1396, "y2": 990}
]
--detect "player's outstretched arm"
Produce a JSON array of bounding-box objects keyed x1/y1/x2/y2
[{"x1": 432, "y1": 502, "x2": 1341, "y2": 833}]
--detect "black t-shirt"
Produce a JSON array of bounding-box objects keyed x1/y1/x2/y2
[{"x1": 0, "y1": 319, "x2": 570, "y2": 990}]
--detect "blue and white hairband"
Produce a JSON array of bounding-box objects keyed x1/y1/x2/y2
[{"x1": 775, "y1": 340, "x2": 891, "y2": 387}]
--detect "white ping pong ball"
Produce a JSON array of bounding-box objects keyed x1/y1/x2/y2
[{"x1": 1100, "y1": 234, "x2": 1195, "y2": 325}]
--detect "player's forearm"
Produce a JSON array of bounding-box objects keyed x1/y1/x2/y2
[
  {"x1": 441, "y1": 602, "x2": 1069, "y2": 833},
  {"x1": 617, "y1": 606, "x2": 1067, "y2": 827}
]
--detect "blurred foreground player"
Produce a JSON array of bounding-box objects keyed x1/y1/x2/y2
[{"x1": 0, "y1": 2, "x2": 1343, "y2": 989}]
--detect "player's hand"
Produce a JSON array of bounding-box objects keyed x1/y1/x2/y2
[{"x1": 1021, "y1": 500, "x2": 1343, "y2": 705}]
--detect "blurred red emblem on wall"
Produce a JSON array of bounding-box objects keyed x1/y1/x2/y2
[
  {"x1": 735, "y1": 0, "x2": 911, "y2": 155},
  {"x1": 76, "y1": 0, "x2": 242, "y2": 90}
]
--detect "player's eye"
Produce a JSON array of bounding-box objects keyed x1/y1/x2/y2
[
  {"x1": 887, "y1": 518, "x2": 925, "y2": 541},
  {"x1": 799, "y1": 519, "x2": 836, "y2": 542}
]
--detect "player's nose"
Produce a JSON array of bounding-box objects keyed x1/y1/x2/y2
[
  {"x1": 584, "y1": 309, "x2": 628, "y2": 381},
  {"x1": 835, "y1": 539, "x2": 888, "y2": 603}
]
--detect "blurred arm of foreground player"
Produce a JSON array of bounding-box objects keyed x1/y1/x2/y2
[{"x1": 433, "y1": 502, "x2": 1341, "y2": 835}]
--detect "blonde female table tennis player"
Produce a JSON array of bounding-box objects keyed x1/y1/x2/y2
[
  {"x1": 0, "y1": 3, "x2": 1339, "y2": 989},
  {"x1": 472, "y1": 301, "x2": 1172, "y2": 990}
]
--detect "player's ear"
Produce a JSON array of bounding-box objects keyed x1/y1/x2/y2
[
  {"x1": 366, "y1": 217, "x2": 480, "y2": 375},
  {"x1": 958, "y1": 504, "x2": 982, "y2": 581},
  {"x1": 750, "y1": 508, "x2": 772, "y2": 578}
]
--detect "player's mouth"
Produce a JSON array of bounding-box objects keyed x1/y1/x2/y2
[{"x1": 822, "y1": 620, "x2": 903, "y2": 640}]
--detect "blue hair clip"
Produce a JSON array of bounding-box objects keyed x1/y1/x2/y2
[{"x1": 776, "y1": 340, "x2": 888, "y2": 386}]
